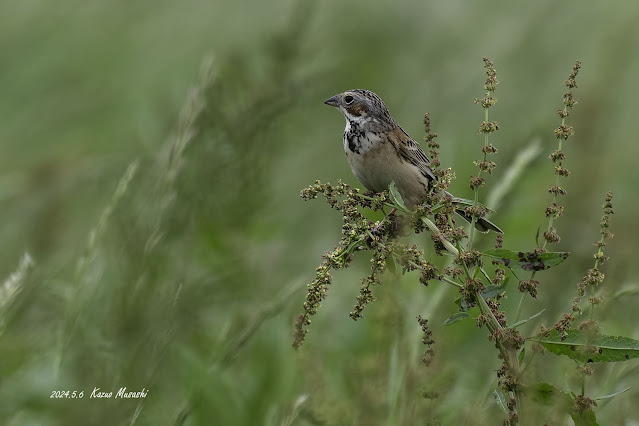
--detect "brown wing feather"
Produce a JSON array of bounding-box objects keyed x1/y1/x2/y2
[{"x1": 389, "y1": 127, "x2": 436, "y2": 182}]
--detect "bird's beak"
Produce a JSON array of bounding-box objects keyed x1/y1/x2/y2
[{"x1": 324, "y1": 95, "x2": 340, "y2": 107}]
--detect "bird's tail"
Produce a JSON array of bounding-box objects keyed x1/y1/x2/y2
[{"x1": 454, "y1": 208, "x2": 502, "y2": 234}]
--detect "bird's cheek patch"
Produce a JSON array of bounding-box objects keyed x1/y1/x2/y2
[{"x1": 347, "y1": 104, "x2": 367, "y2": 117}]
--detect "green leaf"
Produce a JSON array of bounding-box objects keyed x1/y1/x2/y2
[
  {"x1": 518, "y1": 348, "x2": 526, "y2": 364},
  {"x1": 525, "y1": 383, "x2": 601, "y2": 425},
  {"x1": 508, "y1": 309, "x2": 545, "y2": 329},
  {"x1": 538, "y1": 329, "x2": 639, "y2": 363},
  {"x1": 571, "y1": 409, "x2": 598, "y2": 426},
  {"x1": 456, "y1": 279, "x2": 509, "y2": 309},
  {"x1": 444, "y1": 312, "x2": 472, "y2": 326},
  {"x1": 506, "y1": 267, "x2": 520, "y2": 281},
  {"x1": 386, "y1": 255, "x2": 397, "y2": 274},
  {"x1": 595, "y1": 387, "x2": 630, "y2": 401},
  {"x1": 493, "y1": 389, "x2": 508, "y2": 415},
  {"x1": 480, "y1": 272, "x2": 510, "y2": 300},
  {"x1": 388, "y1": 181, "x2": 408, "y2": 212},
  {"x1": 478, "y1": 266, "x2": 492, "y2": 283},
  {"x1": 344, "y1": 236, "x2": 364, "y2": 255},
  {"x1": 502, "y1": 273, "x2": 511, "y2": 287},
  {"x1": 482, "y1": 284, "x2": 507, "y2": 299},
  {"x1": 524, "y1": 382, "x2": 573, "y2": 408},
  {"x1": 454, "y1": 295, "x2": 471, "y2": 312},
  {"x1": 483, "y1": 248, "x2": 570, "y2": 271}
]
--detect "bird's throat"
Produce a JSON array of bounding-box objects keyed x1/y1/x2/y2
[{"x1": 344, "y1": 117, "x2": 378, "y2": 152}]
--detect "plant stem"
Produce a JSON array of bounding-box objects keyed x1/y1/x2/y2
[
  {"x1": 542, "y1": 118, "x2": 565, "y2": 251},
  {"x1": 514, "y1": 293, "x2": 525, "y2": 323},
  {"x1": 515, "y1": 270, "x2": 536, "y2": 322},
  {"x1": 440, "y1": 276, "x2": 463, "y2": 289},
  {"x1": 420, "y1": 217, "x2": 459, "y2": 256},
  {"x1": 424, "y1": 216, "x2": 523, "y2": 418},
  {"x1": 468, "y1": 106, "x2": 490, "y2": 249}
]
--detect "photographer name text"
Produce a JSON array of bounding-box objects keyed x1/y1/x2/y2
[{"x1": 91, "y1": 387, "x2": 148, "y2": 399}]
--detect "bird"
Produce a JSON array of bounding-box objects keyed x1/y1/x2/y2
[{"x1": 324, "y1": 89, "x2": 501, "y2": 234}]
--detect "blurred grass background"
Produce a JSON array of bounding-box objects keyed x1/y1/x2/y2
[{"x1": 1, "y1": 0, "x2": 639, "y2": 424}]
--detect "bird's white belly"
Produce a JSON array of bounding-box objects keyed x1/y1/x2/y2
[{"x1": 345, "y1": 148, "x2": 394, "y2": 193}]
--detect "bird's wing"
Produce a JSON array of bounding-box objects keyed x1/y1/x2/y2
[{"x1": 390, "y1": 127, "x2": 437, "y2": 181}]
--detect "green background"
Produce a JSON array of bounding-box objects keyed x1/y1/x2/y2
[{"x1": 1, "y1": 0, "x2": 638, "y2": 424}]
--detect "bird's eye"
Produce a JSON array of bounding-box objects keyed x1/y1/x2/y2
[{"x1": 344, "y1": 95, "x2": 354, "y2": 104}]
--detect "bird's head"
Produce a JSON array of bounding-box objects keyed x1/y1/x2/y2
[{"x1": 324, "y1": 89, "x2": 392, "y2": 123}]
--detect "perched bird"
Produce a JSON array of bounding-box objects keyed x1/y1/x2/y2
[{"x1": 324, "y1": 89, "x2": 501, "y2": 233}]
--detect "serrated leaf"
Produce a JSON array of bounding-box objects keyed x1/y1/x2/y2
[
  {"x1": 538, "y1": 329, "x2": 639, "y2": 363},
  {"x1": 493, "y1": 389, "x2": 508, "y2": 415},
  {"x1": 508, "y1": 309, "x2": 545, "y2": 329},
  {"x1": 595, "y1": 387, "x2": 630, "y2": 401},
  {"x1": 388, "y1": 181, "x2": 408, "y2": 211},
  {"x1": 444, "y1": 312, "x2": 472, "y2": 326},
  {"x1": 483, "y1": 248, "x2": 570, "y2": 271}
]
